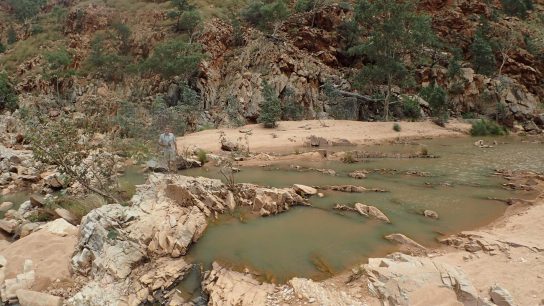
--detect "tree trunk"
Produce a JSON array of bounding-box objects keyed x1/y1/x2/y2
[{"x1": 384, "y1": 74, "x2": 392, "y2": 121}]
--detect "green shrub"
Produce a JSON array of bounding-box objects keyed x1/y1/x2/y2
[
  {"x1": 295, "y1": 0, "x2": 326, "y2": 12},
  {"x1": 27, "y1": 210, "x2": 54, "y2": 222},
  {"x1": 501, "y1": 0, "x2": 533, "y2": 17},
  {"x1": 393, "y1": 123, "x2": 401, "y2": 132},
  {"x1": 241, "y1": 0, "x2": 290, "y2": 32},
  {"x1": 470, "y1": 28, "x2": 496, "y2": 76},
  {"x1": 0, "y1": 42, "x2": 5, "y2": 53},
  {"x1": 8, "y1": 0, "x2": 46, "y2": 22},
  {"x1": 140, "y1": 38, "x2": 204, "y2": 79},
  {"x1": 196, "y1": 149, "x2": 208, "y2": 164},
  {"x1": 401, "y1": 96, "x2": 422, "y2": 120},
  {"x1": 470, "y1": 119, "x2": 508, "y2": 136},
  {"x1": 7, "y1": 27, "x2": 17, "y2": 44},
  {"x1": 420, "y1": 85, "x2": 448, "y2": 122}
]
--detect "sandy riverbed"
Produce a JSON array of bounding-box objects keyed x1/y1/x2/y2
[{"x1": 177, "y1": 119, "x2": 471, "y2": 154}]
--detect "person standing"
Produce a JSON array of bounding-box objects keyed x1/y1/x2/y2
[{"x1": 159, "y1": 127, "x2": 178, "y2": 171}]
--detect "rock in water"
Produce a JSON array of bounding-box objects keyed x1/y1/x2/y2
[
  {"x1": 490, "y1": 286, "x2": 516, "y2": 306},
  {"x1": 348, "y1": 170, "x2": 367, "y2": 179},
  {"x1": 385, "y1": 233, "x2": 427, "y2": 255},
  {"x1": 354, "y1": 203, "x2": 391, "y2": 223},
  {"x1": 423, "y1": 209, "x2": 439, "y2": 219},
  {"x1": 293, "y1": 184, "x2": 317, "y2": 196}
]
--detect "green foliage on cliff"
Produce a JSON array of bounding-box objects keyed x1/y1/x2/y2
[
  {"x1": 8, "y1": 0, "x2": 47, "y2": 22},
  {"x1": 349, "y1": 0, "x2": 436, "y2": 120},
  {"x1": 259, "y1": 81, "x2": 282, "y2": 128},
  {"x1": 420, "y1": 84, "x2": 448, "y2": 121},
  {"x1": 501, "y1": 0, "x2": 533, "y2": 17},
  {"x1": 140, "y1": 39, "x2": 204, "y2": 79},
  {"x1": 0, "y1": 73, "x2": 18, "y2": 112},
  {"x1": 470, "y1": 28, "x2": 497, "y2": 76},
  {"x1": 242, "y1": 0, "x2": 290, "y2": 32}
]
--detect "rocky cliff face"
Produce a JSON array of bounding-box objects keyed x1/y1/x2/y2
[{"x1": 2, "y1": 1, "x2": 544, "y2": 131}]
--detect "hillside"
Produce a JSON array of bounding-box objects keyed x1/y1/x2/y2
[{"x1": 0, "y1": 0, "x2": 543, "y2": 133}]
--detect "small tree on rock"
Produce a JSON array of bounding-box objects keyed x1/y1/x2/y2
[
  {"x1": 470, "y1": 27, "x2": 496, "y2": 76},
  {"x1": 259, "y1": 81, "x2": 281, "y2": 128}
]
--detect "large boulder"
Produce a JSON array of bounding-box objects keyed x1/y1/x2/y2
[
  {"x1": 354, "y1": 203, "x2": 391, "y2": 223},
  {"x1": 490, "y1": 286, "x2": 515, "y2": 306},
  {"x1": 293, "y1": 184, "x2": 317, "y2": 196}
]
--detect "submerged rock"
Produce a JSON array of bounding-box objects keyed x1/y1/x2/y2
[
  {"x1": 385, "y1": 233, "x2": 427, "y2": 255},
  {"x1": 322, "y1": 185, "x2": 386, "y2": 193},
  {"x1": 423, "y1": 209, "x2": 439, "y2": 219},
  {"x1": 348, "y1": 170, "x2": 367, "y2": 179}
]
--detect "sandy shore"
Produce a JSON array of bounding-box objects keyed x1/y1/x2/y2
[{"x1": 177, "y1": 119, "x2": 471, "y2": 154}]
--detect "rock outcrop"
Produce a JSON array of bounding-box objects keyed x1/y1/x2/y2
[
  {"x1": 334, "y1": 203, "x2": 391, "y2": 223},
  {"x1": 68, "y1": 174, "x2": 309, "y2": 305},
  {"x1": 361, "y1": 253, "x2": 483, "y2": 306}
]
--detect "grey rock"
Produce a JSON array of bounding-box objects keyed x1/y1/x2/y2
[{"x1": 490, "y1": 285, "x2": 516, "y2": 306}]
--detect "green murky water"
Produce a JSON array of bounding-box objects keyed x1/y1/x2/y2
[{"x1": 180, "y1": 136, "x2": 543, "y2": 288}]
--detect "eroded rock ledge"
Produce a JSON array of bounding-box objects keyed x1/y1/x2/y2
[{"x1": 68, "y1": 174, "x2": 308, "y2": 305}]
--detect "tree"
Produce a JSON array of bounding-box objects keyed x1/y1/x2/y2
[
  {"x1": 140, "y1": 38, "x2": 204, "y2": 79},
  {"x1": 501, "y1": 0, "x2": 533, "y2": 17},
  {"x1": 85, "y1": 34, "x2": 129, "y2": 82},
  {"x1": 168, "y1": 0, "x2": 197, "y2": 32},
  {"x1": 112, "y1": 22, "x2": 132, "y2": 55},
  {"x1": 349, "y1": 0, "x2": 436, "y2": 120},
  {"x1": 7, "y1": 27, "x2": 17, "y2": 45},
  {"x1": 24, "y1": 113, "x2": 120, "y2": 203},
  {"x1": 44, "y1": 47, "x2": 74, "y2": 98},
  {"x1": 259, "y1": 81, "x2": 281, "y2": 128},
  {"x1": 8, "y1": 0, "x2": 47, "y2": 22},
  {"x1": 242, "y1": 0, "x2": 290, "y2": 34},
  {"x1": 0, "y1": 73, "x2": 18, "y2": 112},
  {"x1": 470, "y1": 27, "x2": 496, "y2": 76},
  {"x1": 491, "y1": 27, "x2": 521, "y2": 76},
  {"x1": 178, "y1": 10, "x2": 202, "y2": 40},
  {"x1": 420, "y1": 84, "x2": 448, "y2": 124}
]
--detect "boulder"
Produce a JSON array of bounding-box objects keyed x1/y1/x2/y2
[
  {"x1": 17, "y1": 201, "x2": 32, "y2": 216},
  {"x1": 306, "y1": 135, "x2": 329, "y2": 147},
  {"x1": 423, "y1": 209, "x2": 439, "y2": 219},
  {"x1": 176, "y1": 156, "x2": 202, "y2": 170},
  {"x1": 42, "y1": 218, "x2": 78, "y2": 237},
  {"x1": 19, "y1": 223, "x2": 40, "y2": 238},
  {"x1": 490, "y1": 286, "x2": 515, "y2": 306},
  {"x1": 220, "y1": 140, "x2": 239, "y2": 152},
  {"x1": 16, "y1": 289, "x2": 63, "y2": 306},
  {"x1": 146, "y1": 159, "x2": 169, "y2": 172},
  {"x1": 0, "y1": 219, "x2": 19, "y2": 234},
  {"x1": 354, "y1": 203, "x2": 391, "y2": 223},
  {"x1": 42, "y1": 173, "x2": 64, "y2": 189},
  {"x1": 293, "y1": 184, "x2": 317, "y2": 196},
  {"x1": 29, "y1": 196, "x2": 44, "y2": 208},
  {"x1": 54, "y1": 208, "x2": 78, "y2": 224},
  {"x1": 0, "y1": 202, "x2": 13, "y2": 212}
]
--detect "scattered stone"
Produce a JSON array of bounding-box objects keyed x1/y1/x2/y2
[
  {"x1": 221, "y1": 140, "x2": 239, "y2": 152},
  {"x1": 16, "y1": 289, "x2": 63, "y2": 306},
  {"x1": 176, "y1": 156, "x2": 202, "y2": 170},
  {"x1": 490, "y1": 285, "x2": 515, "y2": 306},
  {"x1": 19, "y1": 223, "x2": 41, "y2": 238},
  {"x1": 348, "y1": 170, "x2": 367, "y2": 179},
  {"x1": 293, "y1": 184, "x2": 318, "y2": 196},
  {"x1": 29, "y1": 196, "x2": 45, "y2": 208},
  {"x1": 0, "y1": 219, "x2": 19, "y2": 234},
  {"x1": 42, "y1": 218, "x2": 78, "y2": 237},
  {"x1": 0, "y1": 202, "x2": 13, "y2": 212},
  {"x1": 54, "y1": 208, "x2": 78, "y2": 225},
  {"x1": 317, "y1": 193, "x2": 324, "y2": 198},
  {"x1": 423, "y1": 209, "x2": 439, "y2": 219},
  {"x1": 306, "y1": 135, "x2": 329, "y2": 147},
  {"x1": 321, "y1": 185, "x2": 386, "y2": 193}
]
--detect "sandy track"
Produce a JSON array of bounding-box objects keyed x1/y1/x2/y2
[{"x1": 176, "y1": 120, "x2": 471, "y2": 154}]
